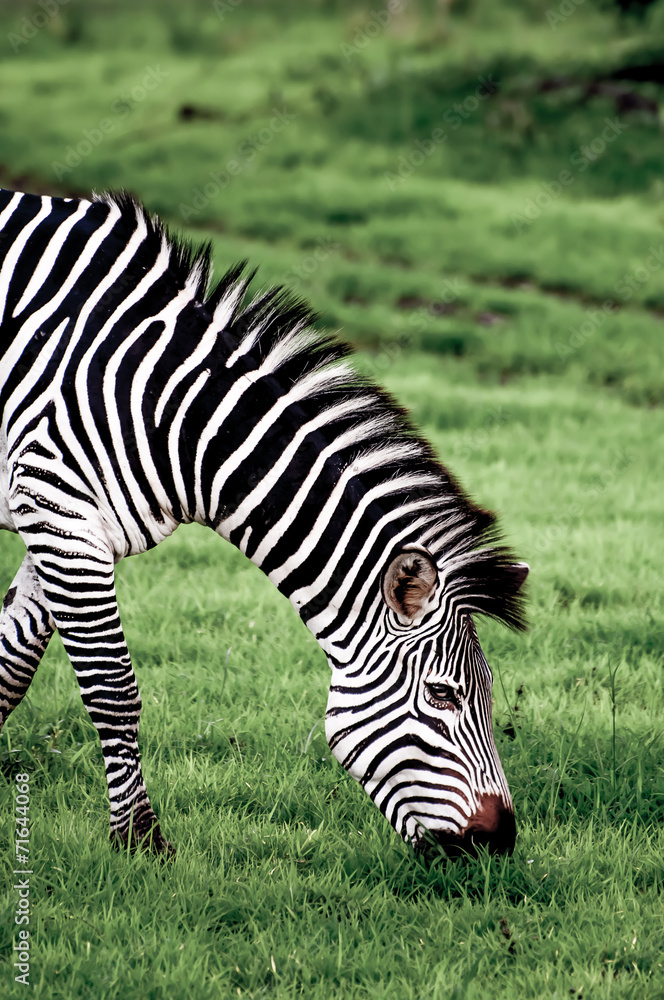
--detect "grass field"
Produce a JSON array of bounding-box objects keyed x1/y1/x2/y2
[{"x1": 1, "y1": 1, "x2": 663, "y2": 997}]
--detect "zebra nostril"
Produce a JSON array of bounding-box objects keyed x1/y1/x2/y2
[
  {"x1": 470, "y1": 793, "x2": 509, "y2": 835},
  {"x1": 462, "y1": 793, "x2": 516, "y2": 856}
]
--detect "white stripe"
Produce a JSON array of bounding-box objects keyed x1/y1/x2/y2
[
  {"x1": 0, "y1": 195, "x2": 52, "y2": 332},
  {"x1": 168, "y1": 368, "x2": 210, "y2": 519},
  {"x1": 4, "y1": 317, "x2": 70, "y2": 423},
  {"x1": 119, "y1": 253, "x2": 198, "y2": 525},
  {"x1": 154, "y1": 322, "x2": 217, "y2": 427},
  {"x1": 3, "y1": 200, "x2": 121, "y2": 461},
  {"x1": 13, "y1": 200, "x2": 89, "y2": 316},
  {"x1": 252, "y1": 427, "x2": 406, "y2": 570},
  {"x1": 192, "y1": 334, "x2": 342, "y2": 520},
  {"x1": 265, "y1": 445, "x2": 422, "y2": 585},
  {"x1": 217, "y1": 397, "x2": 368, "y2": 538},
  {"x1": 208, "y1": 363, "x2": 354, "y2": 524}
]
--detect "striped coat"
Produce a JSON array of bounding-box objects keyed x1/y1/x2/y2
[{"x1": 0, "y1": 189, "x2": 527, "y2": 858}]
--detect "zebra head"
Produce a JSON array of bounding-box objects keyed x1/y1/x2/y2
[{"x1": 324, "y1": 544, "x2": 528, "y2": 859}]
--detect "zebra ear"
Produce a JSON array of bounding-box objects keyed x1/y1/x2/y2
[
  {"x1": 383, "y1": 548, "x2": 438, "y2": 625},
  {"x1": 509, "y1": 562, "x2": 529, "y2": 590}
]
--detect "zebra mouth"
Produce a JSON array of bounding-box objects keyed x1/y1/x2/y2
[
  {"x1": 411, "y1": 797, "x2": 517, "y2": 861},
  {"x1": 415, "y1": 829, "x2": 507, "y2": 862},
  {"x1": 412, "y1": 829, "x2": 471, "y2": 862}
]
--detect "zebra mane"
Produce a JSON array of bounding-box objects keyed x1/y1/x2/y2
[{"x1": 96, "y1": 190, "x2": 527, "y2": 631}]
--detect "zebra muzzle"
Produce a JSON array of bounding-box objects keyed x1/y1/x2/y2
[{"x1": 418, "y1": 793, "x2": 517, "y2": 860}]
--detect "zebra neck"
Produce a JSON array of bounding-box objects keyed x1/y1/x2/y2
[{"x1": 201, "y1": 353, "x2": 442, "y2": 646}]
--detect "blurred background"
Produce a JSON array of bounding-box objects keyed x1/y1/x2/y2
[{"x1": 0, "y1": 0, "x2": 662, "y2": 402}]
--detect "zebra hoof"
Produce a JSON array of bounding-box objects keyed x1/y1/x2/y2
[{"x1": 110, "y1": 823, "x2": 176, "y2": 859}]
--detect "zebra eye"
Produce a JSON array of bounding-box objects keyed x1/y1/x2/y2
[{"x1": 424, "y1": 683, "x2": 462, "y2": 710}]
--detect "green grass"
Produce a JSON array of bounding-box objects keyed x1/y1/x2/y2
[
  {"x1": 1, "y1": 370, "x2": 663, "y2": 999},
  {"x1": 1, "y1": 1, "x2": 664, "y2": 997}
]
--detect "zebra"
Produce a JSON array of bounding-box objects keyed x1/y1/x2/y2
[{"x1": 0, "y1": 188, "x2": 528, "y2": 859}]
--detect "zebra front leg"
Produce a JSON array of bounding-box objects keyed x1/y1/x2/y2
[
  {"x1": 27, "y1": 541, "x2": 174, "y2": 856},
  {"x1": 0, "y1": 554, "x2": 55, "y2": 730}
]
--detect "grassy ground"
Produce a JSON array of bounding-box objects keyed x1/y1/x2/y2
[{"x1": 1, "y1": 1, "x2": 663, "y2": 997}]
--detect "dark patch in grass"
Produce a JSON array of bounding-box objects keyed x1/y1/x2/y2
[
  {"x1": 476, "y1": 311, "x2": 507, "y2": 326},
  {"x1": 420, "y1": 330, "x2": 480, "y2": 357},
  {"x1": 178, "y1": 104, "x2": 226, "y2": 123},
  {"x1": 396, "y1": 295, "x2": 458, "y2": 316},
  {"x1": 495, "y1": 274, "x2": 536, "y2": 290},
  {"x1": 580, "y1": 589, "x2": 605, "y2": 608},
  {"x1": 379, "y1": 254, "x2": 412, "y2": 269},
  {"x1": 554, "y1": 581, "x2": 624, "y2": 610},
  {"x1": 325, "y1": 46, "x2": 664, "y2": 195},
  {"x1": 325, "y1": 209, "x2": 367, "y2": 225}
]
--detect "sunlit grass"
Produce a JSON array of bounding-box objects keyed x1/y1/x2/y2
[{"x1": 2, "y1": 359, "x2": 663, "y2": 998}]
